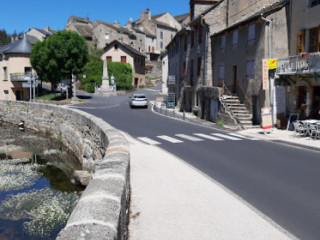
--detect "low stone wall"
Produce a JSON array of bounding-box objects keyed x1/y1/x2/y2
[{"x1": 0, "y1": 100, "x2": 130, "y2": 240}]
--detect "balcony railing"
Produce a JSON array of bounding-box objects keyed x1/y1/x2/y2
[
  {"x1": 276, "y1": 52, "x2": 320, "y2": 75},
  {"x1": 10, "y1": 73, "x2": 29, "y2": 82}
]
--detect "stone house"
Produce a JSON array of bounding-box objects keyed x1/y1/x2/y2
[
  {"x1": 101, "y1": 40, "x2": 146, "y2": 88},
  {"x1": 166, "y1": 0, "x2": 227, "y2": 115},
  {"x1": 0, "y1": 35, "x2": 35, "y2": 101},
  {"x1": 65, "y1": 16, "x2": 93, "y2": 46},
  {"x1": 211, "y1": 0, "x2": 290, "y2": 125},
  {"x1": 276, "y1": 0, "x2": 320, "y2": 120},
  {"x1": 129, "y1": 9, "x2": 181, "y2": 60},
  {"x1": 167, "y1": 0, "x2": 295, "y2": 128},
  {"x1": 27, "y1": 27, "x2": 54, "y2": 41}
]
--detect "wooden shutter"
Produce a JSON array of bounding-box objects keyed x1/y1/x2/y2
[
  {"x1": 121, "y1": 56, "x2": 126, "y2": 63},
  {"x1": 107, "y1": 56, "x2": 112, "y2": 62},
  {"x1": 297, "y1": 30, "x2": 305, "y2": 54},
  {"x1": 309, "y1": 27, "x2": 318, "y2": 52}
]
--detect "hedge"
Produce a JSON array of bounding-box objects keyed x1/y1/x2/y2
[{"x1": 107, "y1": 62, "x2": 133, "y2": 90}]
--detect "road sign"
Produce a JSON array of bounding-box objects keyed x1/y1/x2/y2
[{"x1": 167, "y1": 93, "x2": 175, "y2": 108}]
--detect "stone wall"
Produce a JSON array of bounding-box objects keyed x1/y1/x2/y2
[{"x1": 0, "y1": 100, "x2": 130, "y2": 240}]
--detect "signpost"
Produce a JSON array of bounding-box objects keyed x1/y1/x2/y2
[{"x1": 167, "y1": 93, "x2": 175, "y2": 108}]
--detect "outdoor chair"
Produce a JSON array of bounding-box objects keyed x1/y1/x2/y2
[{"x1": 293, "y1": 121, "x2": 308, "y2": 137}]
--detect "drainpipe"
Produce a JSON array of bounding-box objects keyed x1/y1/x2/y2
[{"x1": 261, "y1": 15, "x2": 275, "y2": 126}]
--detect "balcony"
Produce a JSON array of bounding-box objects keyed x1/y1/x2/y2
[
  {"x1": 10, "y1": 73, "x2": 29, "y2": 82},
  {"x1": 276, "y1": 52, "x2": 320, "y2": 75}
]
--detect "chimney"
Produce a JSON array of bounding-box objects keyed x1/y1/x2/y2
[
  {"x1": 146, "y1": 8, "x2": 151, "y2": 20},
  {"x1": 114, "y1": 21, "x2": 120, "y2": 28}
]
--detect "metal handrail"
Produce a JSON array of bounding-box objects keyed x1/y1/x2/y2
[{"x1": 221, "y1": 80, "x2": 233, "y2": 96}]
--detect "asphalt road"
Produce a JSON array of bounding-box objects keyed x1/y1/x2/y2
[{"x1": 74, "y1": 87, "x2": 320, "y2": 240}]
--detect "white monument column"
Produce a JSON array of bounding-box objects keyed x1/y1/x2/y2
[{"x1": 100, "y1": 60, "x2": 110, "y2": 92}]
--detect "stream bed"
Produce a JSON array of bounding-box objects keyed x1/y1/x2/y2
[{"x1": 0, "y1": 122, "x2": 84, "y2": 240}]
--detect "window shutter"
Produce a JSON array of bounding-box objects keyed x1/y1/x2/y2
[{"x1": 297, "y1": 30, "x2": 305, "y2": 54}]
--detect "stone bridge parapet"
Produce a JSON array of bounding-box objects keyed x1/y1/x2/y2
[{"x1": 0, "y1": 100, "x2": 130, "y2": 240}]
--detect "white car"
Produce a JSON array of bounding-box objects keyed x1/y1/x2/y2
[{"x1": 129, "y1": 94, "x2": 148, "y2": 108}]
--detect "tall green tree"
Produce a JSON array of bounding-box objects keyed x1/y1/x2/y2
[
  {"x1": 47, "y1": 31, "x2": 88, "y2": 79},
  {"x1": 0, "y1": 29, "x2": 10, "y2": 46},
  {"x1": 30, "y1": 30, "x2": 88, "y2": 91}
]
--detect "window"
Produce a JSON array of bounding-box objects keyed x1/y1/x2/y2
[
  {"x1": 3, "y1": 67, "x2": 7, "y2": 81},
  {"x1": 198, "y1": 26, "x2": 202, "y2": 43},
  {"x1": 121, "y1": 56, "x2": 127, "y2": 63},
  {"x1": 25, "y1": 67, "x2": 32, "y2": 74},
  {"x1": 115, "y1": 44, "x2": 119, "y2": 50},
  {"x1": 246, "y1": 59, "x2": 255, "y2": 79},
  {"x1": 107, "y1": 56, "x2": 112, "y2": 62},
  {"x1": 148, "y1": 46, "x2": 151, "y2": 52},
  {"x1": 309, "y1": 27, "x2": 320, "y2": 52},
  {"x1": 297, "y1": 30, "x2": 305, "y2": 54},
  {"x1": 221, "y1": 35, "x2": 226, "y2": 50},
  {"x1": 309, "y1": 0, "x2": 320, "y2": 7},
  {"x1": 232, "y1": 30, "x2": 239, "y2": 46},
  {"x1": 152, "y1": 46, "x2": 154, "y2": 52},
  {"x1": 160, "y1": 42, "x2": 163, "y2": 49},
  {"x1": 171, "y1": 34, "x2": 173, "y2": 40},
  {"x1": 160, "y1": 31, "x2": 163, "y2": 39},
  {"x1": 248, "y1": 23, "x2": 255, "y2": 43},
  {"x1": 219, "y1": 64, "x2": 225, "y2": 80},
  {"x1": 191, "y1": 31, "x2": 194, "y2": 47},
  {"x1": 105, "y1": 33, "x2": 109, "y2": 40},
  {"x1": 197, "y1": 57, "x2": 202, "y2": 76}
]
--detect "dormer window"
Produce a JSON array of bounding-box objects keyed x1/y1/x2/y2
[{"x1": 115, "y1": 44, "x2": 119, "y2": 50}]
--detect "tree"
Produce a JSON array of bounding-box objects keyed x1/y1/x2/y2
[
  {"x1": 30, "y1": 40, "x2": 61, "y2": 90},
  {"x1": 47, "y1": 31, "x2": 88, "y2": 79},
  {"x1": 30, "y1": 30, "x2": 88, "y2": 91},
  {"x1": 79, "y1": 56, "x2": 103, "y2": 93},
  {"x1": 0, "y1": 29, "x2": 10, "y2": 46}
]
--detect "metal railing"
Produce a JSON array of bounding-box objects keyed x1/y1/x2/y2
[
  {"x1": 276, "y1": 52, "x2": 320, "y2": 75},
  {"x1": 10, "y1": 73, "x2": 28, "y2": 82}
]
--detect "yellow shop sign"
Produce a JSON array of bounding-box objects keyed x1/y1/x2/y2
[{"x1": 268, "y1": 59, "x2": 277, "y2": 69}]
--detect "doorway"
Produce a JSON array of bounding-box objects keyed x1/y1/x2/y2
[{"x1": 232, "y1": 65, "x2": 237, "y2": 94}]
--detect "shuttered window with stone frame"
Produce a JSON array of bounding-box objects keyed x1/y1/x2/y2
[{"x1": 297, "y1": 30, "x2": 305, "y2": 54}]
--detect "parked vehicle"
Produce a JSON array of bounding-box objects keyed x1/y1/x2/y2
[{"x1": 129, "y1": 94, "x2": 148, "y2": 108}]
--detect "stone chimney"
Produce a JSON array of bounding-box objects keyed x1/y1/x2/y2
[
  {"x1": 114, "y1": 21, "x2": 120, "y2": 28},
  {"x1": 141, "y1": 8, "x2": 151, "y2": 21}
]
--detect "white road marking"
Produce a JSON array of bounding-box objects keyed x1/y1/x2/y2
[
  {"x1": 211, "y1": 133, "x2": 241, "y2": 140},
  {"x1": 228, "y1": 133, "x2": 260, "y2": 140},
  {"x1": 157, "y1": 135, "x2": 184, "y2": 143},
  {"x1": 175, "y1": 134, "x2": 204, "y2": 142},
  {"x1": 137, "y1": 137, "x2": 161, "y2": 145},
  {"x1": 194, "y1": 133, "x2": 224, "y2": 141}
]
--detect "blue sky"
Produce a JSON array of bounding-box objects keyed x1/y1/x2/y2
[{"x1": 1, "y1": 0, "x2": 189, "y2": 34}]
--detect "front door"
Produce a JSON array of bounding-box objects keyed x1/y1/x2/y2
[{"x1": 232, "y1": 65, "x2": 237, "y2": 93}]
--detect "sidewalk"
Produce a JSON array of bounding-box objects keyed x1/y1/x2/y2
[{"x1": 126, "y1": 134, "x2": 296, "y2": 240}]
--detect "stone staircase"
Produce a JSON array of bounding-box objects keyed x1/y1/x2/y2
[{"x1": 220, "y1": 95, "x2": 253, "y2": 129}]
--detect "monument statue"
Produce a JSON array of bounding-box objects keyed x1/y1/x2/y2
[{"x1": 100, "y1": 60, "x2": 110, "y2": 92}]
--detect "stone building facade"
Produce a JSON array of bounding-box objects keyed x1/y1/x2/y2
[
  {"x1": 65, "y1": 10, "x2": 185, "y2": 60},
  {"x1": 167, "y1": 0, "x2": 296, "y2": 126},
  {"x1": 101, "y1": 40, "x2": 146, "y2": 88}
]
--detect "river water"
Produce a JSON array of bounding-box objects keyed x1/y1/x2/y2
[{"x1": 0, "y1": 122, "x2": 84, "y2": 240}]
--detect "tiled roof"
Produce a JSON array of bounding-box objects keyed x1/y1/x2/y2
[
  {"x1": 0, "y1": 34, "x2": 33, "y2": 54},
  {"x1": 104, "y1": 40, "x2": 146, "y2": 57},
  {"x1": 74, "y1": 24, "x2": 93, "y2": 38},
  {"x1": 174, "y1": 13, "x2": 189, "y2": 23}
]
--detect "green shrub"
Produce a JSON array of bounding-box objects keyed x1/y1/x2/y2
[
  {"x1": 79, "y1": 56, "x2": 103, "y2": 93},
  {"x1": 107, "y1": 62, "x2": 133, "y2": 90}
]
